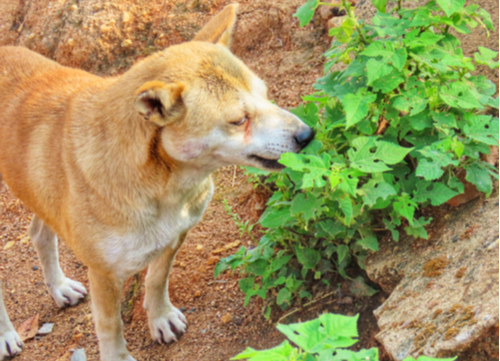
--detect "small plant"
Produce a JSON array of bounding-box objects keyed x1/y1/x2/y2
[
  {"x1": 232, "y1": 313, "x2": 456, "y2": 361},
  {"x1": 216, "y1": 0, "x2": 499, "y2": 315}
]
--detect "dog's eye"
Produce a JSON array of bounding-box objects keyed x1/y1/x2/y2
[{"x1": 230, "y1": 116, "x2": 248, "y2": 126}]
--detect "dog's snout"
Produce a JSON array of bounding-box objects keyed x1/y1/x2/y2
[{"x1": 294, "y1": 127, "x2": 315, "y2": 149}]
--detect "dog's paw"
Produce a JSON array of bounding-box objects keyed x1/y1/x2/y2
[
  {"x1": 149, "y1": 307, "x2": 187, "y2": 344},
  {"x1": 0, "y1": 329, "x2": 23, "y2": 360},
  {"x1": 48, "y1": 278, "x2": 87, "y2": 308}
]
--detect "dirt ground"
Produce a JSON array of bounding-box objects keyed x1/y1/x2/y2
[{"x1": 0, "y1": 0, "x2": 498, "y2": 360}]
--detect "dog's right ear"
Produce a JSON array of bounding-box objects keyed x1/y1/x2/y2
[
  {"x1": 134, "y1": 81, "x2": 186, "y2": 126},
  {"x1": 193, "y1": 4, "x2": 238, "y2": 47}
]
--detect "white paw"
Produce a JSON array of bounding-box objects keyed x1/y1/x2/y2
[
  {"x1": 47, "y1": 278, "x2": 87, "y2": 308},
  {"x1": 149, "y1": 307, "x2": 187, "y2": 344},
  {"x1": 0, "y1": 330, "x2": 23, "y2": 360}
]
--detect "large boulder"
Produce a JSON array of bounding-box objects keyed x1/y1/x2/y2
[{"x1": 366, "y1": 194, "x2": 499, "y2": 360}]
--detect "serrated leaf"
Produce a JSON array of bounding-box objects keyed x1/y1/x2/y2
[
  {"x1": 465, "y1": 163, "x2": 492, "y2": 195},
  {"x1": 416, "y1": 146, "x2": 459, "y2": 180},
  {"x1": 316, "y1": 220, "x2": 346, "y2": 238},
  {"x1": 342, "y1": 90, "x2": 377, "y2": 128},
  {"x1": 392, "y1": 88, "x2": 428, "y2": 115},
  {"x1": 337, "y1": 169, "x2": 363, "y2": 196},
  {"x1": 404, "y1": 216, "x2": 432, "y2": 239},
  {"x1": 413, "y1": 180, "x2": 459, "y2": 206},
  {"x1": 436, "y1": 0, "x2": 465, "y2": 17},
  {"x1": 406, "y1": 32, "x2": 444, "y2": 48},
  {"x1": 357, "y1": 235, "x2": 379, "y2": 251},
  {"x1": 293, "y1": 0, "x2": 319, "y2": 27},
  {"x1": 294, "y1": 245, "x2": 321, "y2": 269},
  {"x1": 277, "y1": 313, "x2": 359, "y2": 354},
  {"x1": 394, "y1": 194, "x2": 417, "y2": 224},
  {"x1": 440, "y1": 82, "x2": 483, "y2": 109},
  {"x1": 371, "y1": 0, "x2": 388, "y2": 13},
  {"x1": 464, "y1": 115, "x2": 499, "y2": 146},
  {"x1": 290, "y1": 102, "x2": 319, "y2": 127},
  {"x1": 290, "y1": 192, "x2": 324, "y2": 221},
  {"x1": 474, "y1": 47, "x2": 499, "y2": 69},
  {"x1": 372, "y1": 72, "x2": 404, "y2": 93},
  {"x1": 433, "y1": 112, "x2": 457, "y2": 129},
  {"x1": 348, "y1": 137, "x2": 412, "y2": 173},
  {"x1": 337, "y1": 244, "x2": 349, "y2": 264},
  {"x1": 360, "y1": 179, "x2": 397, "y2": 207},
  {"x1": 239, "y1": 277, "x2": 255, "y2": 293},
  {"x1": 259, "y1": 207, "x2": 292, "y2": 228},
  {"x1": 338, "y1": 196, "x2": 353, "y2": 225},
  {"x1": 366, "y1": 58, "x2": 393, "y2": 85},
  {"x1": 276, "y1": 288, "x2": 292, "y2": 306}
]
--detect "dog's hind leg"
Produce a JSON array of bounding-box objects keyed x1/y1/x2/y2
[
  {"x1": 143, "y1": 233, "x2": 187, "y2": 344},
  {"x1": 28, "y1": 215, "x2": 87, "y2": 308},
  {"x1": 0, "y1": 286, "x2": 23, "y2": 360}
]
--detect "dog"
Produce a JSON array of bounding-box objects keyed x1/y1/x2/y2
[{"x1": 0, "y1": 4, "x2": 314, "y2": 360}]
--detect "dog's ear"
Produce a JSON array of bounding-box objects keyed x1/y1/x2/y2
[
  {"x1": 193, "y1": 4, "x2": 238, "y2": 47},
  {"x1": 134, "y1": 81, "x2": 186, "y2": 126}
]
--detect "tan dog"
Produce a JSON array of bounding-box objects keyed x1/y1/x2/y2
[{"x1": 0, "y1": 5, "x2": 313, "y2": 360}]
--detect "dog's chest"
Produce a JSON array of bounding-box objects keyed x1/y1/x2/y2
[{"x1": 104, "y1": 180, "x2": 213, "y2": 278}]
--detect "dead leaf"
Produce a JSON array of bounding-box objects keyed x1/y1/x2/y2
[
  {"x1": 17, "y1": 314, "x2": 39, "y2": 341},
  {"x1": 3, "y1": 241, "x2": 15, "y2": 251},
  {"x1": 211, "y1": 240, "x2": 241, "y2": 255}
]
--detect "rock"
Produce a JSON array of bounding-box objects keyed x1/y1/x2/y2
[
  {"x1": 221, "y1": 313, "x2": 233, "y2": 324},
  {"x1": 366, "y1": 194, "x2": 499, "y2": 360},
  {"x1": 71, "y1": 349, "x2": 87, "y2": 361},
  {"x1": 37, "y1": 323, "x2": 54, "y2": 335},
  {"x1": 3, "y1": 241, "x2": 15, "y2": 250}
]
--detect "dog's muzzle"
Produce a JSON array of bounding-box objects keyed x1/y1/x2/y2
[{"x1": 294, "y1": 126, "x2": 315, "y2": 150}]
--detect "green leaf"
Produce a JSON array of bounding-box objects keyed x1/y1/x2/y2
[
  {"x1": 404, "y1": 216, "x2": 432, "y2": 239},
  {"x1": 339, "y1": 197, "x2": 353, "y2": 225},
  {"x1": 372, "y1": 72, "x2": 404, "y2": 93},
  {"x1": 316, "y1": 220, "x2": 346, "y2": 238},
  {"x1": 433, "y1": 112, "x2": 457, "y2": 129},
  {"x1": 290, "y1": 102, "x2": 319, "y2": 127},
  {"x1": 463, "y1": 115, "x2": 499, "y2": 146},
  {"x1": 276, "y1": 288, "x2": 292, "y2": 306},
  {"x1": 366, "y1": 58, "x2": 393, "y2": 85},
  {"x1": 294, "y1": 245, "x2": 321, "y2": 270},
  {"x1": 342, "y1": 90, "x2": 377, "y2": 128},
  {"x1": 231, "y1": 341, "x2": 295, "y2": 361},
  {"x1": 277, "y1": 313, "x2": 359, "y2": 354},
  {"x1": 293, "y1": 0, "x2": 319, "y2": 27},
  {"x1": 290, "y1": 192, "x2": 324, "y2": 221},
  {"x1": 413, "y1": 180, "x2": 459, "y2": 206},
  {"x1": 392, "y1": 88, "x2": 428, "y2": 116},
  {"x1": 360, "y1": 179, "x2": 397, "y2": 207},
  {"x1": 416, "y1": 145, "x2": 459, "y2": 180},
  {"x1": 474, "y1": 47, "x2": 499, "y2": 69},
  {"x1": 440, "y1": 82, "x2": 483, "y2": 109},
  {"x1": 337, "y1": 169, "x2": 363, "y2": 196},
  {"x1": 259, "y1": 207, "x2": 292, "y2": 228},
  {"x1": 465, "y1": 163, "x2": 493, "y2": 195},
  {"x1": 330, "y1": 18, "x2": 356, "y2": 43},
  {"x1": 348, "y1": 137, "x2": 412, "y2": 173},
  {"x1": 337, "y1": 244, "x2": 349, "y2": 265},
  {"x1": 394, "y1": 194, "x2": 417, "y2": 224},
  {"x1": 357, "y1": 235, "x2": 379, "y2": 251},
  {"x1": 271, "y1": 255, "x2": 293, "y2": 273},
  {"x1": 371, "y1": 0, "x2": 388, "y2": 13},
  {"x1": 350, "y1": 276, "x2": 378, "y2": 297},
  {"x1": 239, "y1": 277, "x2": 255, "y2": 293},
  {"x1": 247, "y1": 259, "x2": 269, "y2": 276},
  {"x1": 436, "y1": 0, "x2": 465, "y2": 17}
]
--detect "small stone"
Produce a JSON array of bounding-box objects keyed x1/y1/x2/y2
[
  {"x1": 32, "y1": 266, "x2": 39, "y2": 271},
  {"x1": 37, "y1": 323, "x2": 54, "y2": 335},
  {"x1": 3, "y1": 241, "x2": 15, "y2": 250},
  {"x1": 221, "y1": 313, "x2": 233, "y2": 324},
  {"x1": 71, "y1": 348, "x2": 87, "y2": 361},
  {"x1": 196, "y1": 244, "x2": 203, "y2": 251},
  {"x1": 121, "y1": 39, "x2": 132, "y2": 47},
  {"x1": 187, "y1": 308, "x2": 196, "y2": 314},
  {"x1": 179, "y1": 307, "x2": 187, "y2": 312},
  {"x1": 194, "y1": 290, "x2": 201, "y2": 298}
]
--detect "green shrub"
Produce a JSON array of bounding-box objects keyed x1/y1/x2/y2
[
  {"x1": 216, "y1": 0, "x2": 499, "y2": 315},
  {"x1": 232, "y1": 313, "x2": 456, "y2": 361}
]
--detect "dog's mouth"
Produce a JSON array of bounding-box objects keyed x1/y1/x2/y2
[{"x1": 249, "y1": 155, "x2": 285, "y2": 170}]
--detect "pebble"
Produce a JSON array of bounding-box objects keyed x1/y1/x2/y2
[
  {"x1": 187, "y1": 308, "x2": 196, "y2": 314},
  {"x1": 221, "y1": 313, "x2": 233, "y2": 324},
  {"x1": 32, "y1": 266, "x2": 38, "y2": 271},
  {"x1": 37, "y1": 323, "x2": 54, "y2": 335},
  {"x1": 71, "y1": 349, "x2": 87, "y2": 361},
  {"x1": 179, "y1": 307, "x2": 187, "y2": 312}
]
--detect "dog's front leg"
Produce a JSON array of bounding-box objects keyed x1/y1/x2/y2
[
  {"x1": 88, "y1": 269, "x2": 136, "y2": 361},
  {"x1": 144, "y1": 234, "x2": 187, "y2": 344},
  {"x1": 0, "y1": 287, "x2": 23, "y2": 360}
]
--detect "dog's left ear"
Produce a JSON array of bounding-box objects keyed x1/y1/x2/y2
[
  {"x1": 135, "y1": 81, "x2": 186, "y2": 126},
  {"x1": 193, "y1": 4, "x2": 238, "y2": 47}
]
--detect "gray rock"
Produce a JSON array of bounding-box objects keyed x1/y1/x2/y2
[
  {"x1": 37, "y1": 323, "x2": 54, "y2": 335},
  {"x1": 71, "y1": 348, "x2": 86, "y2": 361},
  {"x1": 366, "y1": 194, "x2": 499, "y2": 360}
]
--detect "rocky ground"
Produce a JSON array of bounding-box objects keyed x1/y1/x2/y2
[{"x1": 0, "y1": 0, "x2": 498, "y2": 360}]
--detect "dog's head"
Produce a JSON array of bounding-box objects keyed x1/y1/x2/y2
[{"x1": 133, "y1": 4, "x2": 314, "y2": 171}]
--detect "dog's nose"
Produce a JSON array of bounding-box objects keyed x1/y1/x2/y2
[{"x1": 294, "y1": 127, "x2": 315, "y2": 149}]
